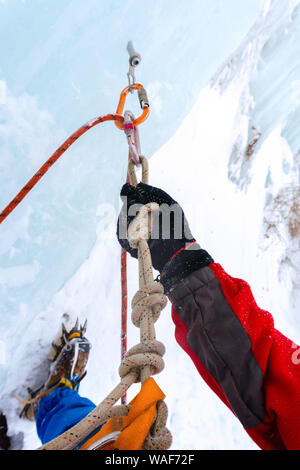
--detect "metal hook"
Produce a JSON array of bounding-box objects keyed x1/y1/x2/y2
[
  {"x1": 127, "y1": 41, "x2": 141, "y2": 92},
  {"x1": 123, "y1": 110, "x2": 141, "y2": 166}
]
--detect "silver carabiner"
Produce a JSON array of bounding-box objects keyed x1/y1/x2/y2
[
  {"x1": 123, "y1": 110, "x2": 141, "y2": 166},
  {"x1": 86, "y1": 430, "x2": 121, "y2": 450}
]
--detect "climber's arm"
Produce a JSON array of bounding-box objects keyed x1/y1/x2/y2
[
  {"x1": 162, "y1": 252, "x2": 300, "y2": 451},
  {"x1": 117, "y1": 182, "x2": 300, "y2": 451}
]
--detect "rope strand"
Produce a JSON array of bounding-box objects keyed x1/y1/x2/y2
[
  {"x1": 38, "y1": 156, "x2": 172, "y2": 451},
  {"x1": 6, "y1": 83, "x2": 172, "y2": 450},
  {"x1": 0, "y1": 114, "x2": 124, "y2": 224}
]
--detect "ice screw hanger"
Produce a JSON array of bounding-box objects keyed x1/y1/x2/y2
[{"x1": 127, "y1": 41, "x2": 141, "y2": 92}]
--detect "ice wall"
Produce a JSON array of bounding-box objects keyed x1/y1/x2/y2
[
  {"x1": 0, "y1": 0, "x2": 265, "y2": 341},
  {"x1": 1, "y1": 0, "x2": 300, "y2": 451}
]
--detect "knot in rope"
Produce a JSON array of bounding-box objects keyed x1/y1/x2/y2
[
  {"x1": 131, "y1": 282, "x2": 167, "y2": 327},
  {"x1": 143, "y1": 400, "x2": 173, "y2": 450},
  {"x1": 119, "y1": 281, "x2": 167, "y2": 382},
  {"x1": 127, "y1": 202, "x2": 160, "y2": 249},
  {"x1": 38, "y1": 150, "x2": 172, "y2": 451},
  {"x1": 118, "y1": 340, "x2": 165, "y2": 381}
]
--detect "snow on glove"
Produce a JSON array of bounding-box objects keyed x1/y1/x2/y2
[{"x1": 117, "y1": 182, "x2": 196, "y2": 272}]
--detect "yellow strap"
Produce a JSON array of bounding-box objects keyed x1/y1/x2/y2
[
  {"x1": 79, "y1": 377, "x2": 165, "y2": 450},
  {"x1": 67, "y1": 332, "x2": 81, "y2": 340},
  {"x1": 51, "y1": 332, "x2": 81, "y2": 358},
  {"x1": 59, "y1": 377, "x2": 74, "y2": 390}
]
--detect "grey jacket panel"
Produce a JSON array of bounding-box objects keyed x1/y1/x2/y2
[{"x1": 169, "y1": 266, "x2": 266, "y2": 429}]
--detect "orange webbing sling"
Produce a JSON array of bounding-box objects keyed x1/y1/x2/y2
[{"x1": 79, "y1": 378, "x2": 165, "y2": 450}]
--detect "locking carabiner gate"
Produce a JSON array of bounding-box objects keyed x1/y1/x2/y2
[{"x1": 115, "y1": 84, "x2": 149, "y2": 130}]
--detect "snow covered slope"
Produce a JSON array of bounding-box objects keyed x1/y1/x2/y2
[{"x1": 1, "y1": 0, "x2": 300, "y2": 450}]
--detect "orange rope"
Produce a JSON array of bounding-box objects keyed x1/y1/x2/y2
[
  {"x1": 0, "y1": 113, "x2": 124, "y2": 224},
  {"x1": 121, "y1": 247, "x2": 128, "y2": 406},
  {"x1": 0, "y1": 85, "x2": 150, "y2": 413}
]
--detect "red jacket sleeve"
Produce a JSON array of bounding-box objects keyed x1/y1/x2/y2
[{"x1": 168, "y1": 263, "x2": 300, "y2": 450}]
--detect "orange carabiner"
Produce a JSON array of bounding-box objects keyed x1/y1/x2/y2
[{"x1": 115, "y1": 83, "x2": 149, "y2": 130}]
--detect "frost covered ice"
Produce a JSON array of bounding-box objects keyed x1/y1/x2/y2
[{"x1": 0, "y1": 0, "x2": 300, "y2": 450}]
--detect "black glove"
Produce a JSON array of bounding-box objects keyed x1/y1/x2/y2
[
  {"x1": 117, "y1": 182, "x2": 195, "y2": 272},
  {"x1": 117, "y1": 183, "x2": 214, "y2": 294}
]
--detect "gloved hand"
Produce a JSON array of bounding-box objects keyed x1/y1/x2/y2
[
  {"x1": 117, "y1": 182, "x2": 195, "y2": 273},
  {"x1": 117, "y1": 182, "x2": 214, "y2": 294}
]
